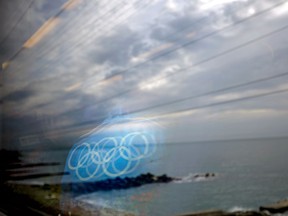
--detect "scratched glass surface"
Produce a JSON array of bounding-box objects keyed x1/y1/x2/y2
[{"x1": 1, "y1": 0, "x2": 288, "y2": 215}]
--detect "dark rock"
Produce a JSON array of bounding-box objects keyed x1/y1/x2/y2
[
  {"x1": 259, "y1": 200, "x2": 288, "y2": 213},
  {"x1": 42, "y1": 184, "x2": 51, "y2": 190},
  {"x1": 64, "y1": 173, "x2": 175, "y2": 194},
  {"x1": 194, "y1": 173, "x2": 216, "y2": 179},
  {"x1": 157, "y1": 174, "x2": 173, "y2": 183}
]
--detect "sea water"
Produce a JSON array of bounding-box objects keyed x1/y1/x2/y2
[
  {"x1": 75, "y1": 137, "x2": 288, "y2": 215},
  {"x1": 19, "y1": 137, "x2": 288, "y2": 215}
]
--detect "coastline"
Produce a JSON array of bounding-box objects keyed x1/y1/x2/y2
[
  {"x1": 3, "y1": 182, "x2": 134, "y2": 216},
  {"x1": 2, "y1": 172, "x2": 288, "y2": 216},
  {"x1": 4, "y1": 182, "x2": 288, "y2": 216}
]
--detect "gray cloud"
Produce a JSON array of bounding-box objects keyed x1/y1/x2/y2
[
  {"x1": 2, "y1": 0, "x2": 288, "y2": 149},
  {"x1": 2, "y1": 89, "x2": 34, "y2": 102}
]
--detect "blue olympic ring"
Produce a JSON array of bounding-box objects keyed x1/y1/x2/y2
[{"x1": 67, "y1": 132, "x2": 157, "y2": 181}]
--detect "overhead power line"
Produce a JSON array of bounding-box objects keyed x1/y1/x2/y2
[
  {"x1": 2, "y1": 0, "x2": 127, "y2": 62},
  {"x1": 26, "y1": 20, "x2": 288, "y2": 123},
  {"x1": 77, "y1": 0, "x2": 288, "y2": 86},
  {"x1": 88, "y1": 22, "x2": 288, "y2": 108},
  {"x1": 28, "y1": 0, "x2": 138, "y2": 60},
  {"x1": 128, "y1": 71, "x2": 288, "y2": 115},
  {"x1": 0, "y1": 0, "x2": 35, "y2": 48},
  {"x1": 23, "y1": 84, "x2": 288, "y2": 138},
  {"x1": 9, "y1": 0, "x2": 286, "y2": 84},
  {"x1": 157, "y1": 87, "x2": 288, "y2": 119},
  {"x1": 9, "y1": 0, "x2": 287, "y2": 105},
  {"x1": 37, "y1": 0, "x2": 288, "y2": 105},
  {"x1": 30, "y1": 0, "x2": 207, "y2": 68},
  {"x1": 8, "y1": 0, "x2": 153, "y2": 72}
]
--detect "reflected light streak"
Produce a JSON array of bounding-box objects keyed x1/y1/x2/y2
[
  {"x1": 146, "y1": 110, "x2": 200, "y2": 121},
  {"x1": 213, "y1": 93, "x2": 243, "y2": 101},
  {"x1": 132, "y1": 43, "x2": 173, "y2": 63},
  {"x1": 62, "y1": 0, "x2": 82, "y2": 11},
  {"x1": 272, "y1": 2, "x2": 288, "y2": 16},
  {"x1": 65, "y1": 82, "x2": 82, "y2": 92},
  {"x1": 247, "y1": 7, "x2": 256, "y2": 16},
  {"x1": 2, "y1": 61, "x2": 10, "y2": 70},
  {"x1": 65, "y1": 74, "x2": 123, "y2": 94},
  {"x1": 85, "y1": 74, "x2": 123, "y2": 88},
  {"x1": 165, "y1": 0, "x2": 179, "y2": 12},
  {"x1": 199, "y1": 0, "x2": 249, "y2": 11},
  {"x1": 206, "y1": 109, "x2": 278, "y2": 120},
  {"x1": 186, "y1": 31, "x2": 196, "y2": 38},
  {"x1": 99, "y1": 74, "x2": 123, "y2": 86},
  {"x1": 23, "y1": 18, "x2": 60, "y2": 48},
  {"x1": 139, "y1": 76, "x2": 168, "y2": 91}
]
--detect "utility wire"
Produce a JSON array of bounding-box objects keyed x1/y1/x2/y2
[
  {"x1": 11, "y1": 0, "x2": 217, "y2": 77},
  {"x1": 34, "y1": 0, "x2": 203, "y2": 63},
  {"x1": 5, "y1": 0, "x2": 288, "y2": 128},
  {"x1": 26, "y1": 84, "x2": 288, "y2": 137},
  {"x1": 0, "y1": 0, "x2": 35, "y2": 48},
  {"x1": 127, "y1": 71, "x2": 288, "y2": 115},
  {"x1": 19, "y1": 18, "x2": 288, "y2": 127},
  {"x1": 84, "y1": 22, "x2": 288, "y2": 108},
  {"x1": 9, "y1": 0, "x2": 153, "y2": 74},
  {"x1": 76, "y1": 0, "x2": 288, "y2": 86},
  {"x1": 36, "y1": 0, "x2": 288, "y2": 100},
  {"x1": 157, "y1": 87, "x2": 288, "y2": 119},
  {"x1": 26, "y1": 20, "x2": 288, "y2": 123},
  {"x1": 30, "y1": 0, "x2": 133, "y2": 60},
  {"x1": 9, "y1": 0, "x2": 287, "y2": 100},
  {"x1": 9, "y1": 0, "x2": 280, "y2": 82},
  {"x1": 2, "y1": 0, "x2": 125, "y2": 63}
]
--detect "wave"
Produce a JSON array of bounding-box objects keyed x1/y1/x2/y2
[
  {"x1": 173, "y1": 173, "x2": 195, "y2": 183},
  {"x1": 75, "y1": 195, "x2": 112, "y2": 209},
  {"x1": 173, "y1": 172, "x2": 217, "y2": 183},
  {"x1": 75, "y1": 195, "x2": 133, "y2": 215},
  {"x1": 228, "y1": 206, "x2": 253, "y2": 212}
]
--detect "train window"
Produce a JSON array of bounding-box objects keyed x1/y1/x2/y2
[{"x1": 1, "y1": 0, "x2": 288, "y2": 215}]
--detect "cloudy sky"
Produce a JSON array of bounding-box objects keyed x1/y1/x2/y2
[{"x1": 1, "y1": 0, "x2": 288, "y2": 149}]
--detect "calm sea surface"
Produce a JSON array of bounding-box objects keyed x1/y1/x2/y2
[{"x1": 20, "y1": 137, "x2": 288, "y2": 215}]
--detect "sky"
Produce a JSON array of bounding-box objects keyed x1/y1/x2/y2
[{"x1": 1, "y1": 0, "x2": 288, "y2": 149}]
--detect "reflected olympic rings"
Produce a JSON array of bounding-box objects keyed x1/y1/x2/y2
[{"x1": 68, "y1": 132, "x2": 157, "y2": 181}]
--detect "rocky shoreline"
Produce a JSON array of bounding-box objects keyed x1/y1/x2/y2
[
  {"x1": 61, "y1": 173, "x2": 174, "y2": 194},
  {"x1": 2, "y1": 172, "x2": 217, "y2": 215},
  {"x1": 60, "y1": 172, "x2": 217, "y2": 194}
]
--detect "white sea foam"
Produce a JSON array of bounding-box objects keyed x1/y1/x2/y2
[
  {"x1": 174, "y1": 173, "x2": 217, "y2": 183},
  {"x1": 228, "y1": 206, "x2": 253, "y2": 212},
  {"x1": 75, "y1": 195, "x2": 111, "y2": 209},
  {"x1": 75, "y1": 195, "x2": 133, "y2": 214},
  {"x1": 173, "y1": 173, "x2": 195, "y2": 183}
]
